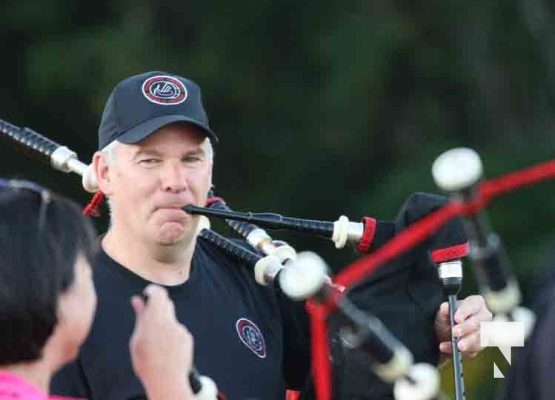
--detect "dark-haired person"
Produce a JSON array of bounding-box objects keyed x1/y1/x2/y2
[
  {"x1": 52, "y1": 71, "x2": 491, "y2": 400},
  {"x1": 0, "y1": 179, "x2": 194, "y2": 400}
]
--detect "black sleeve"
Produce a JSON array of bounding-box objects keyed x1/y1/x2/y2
[{"x1": 50, "y1": 358, "x2": 91, "y2": 398}]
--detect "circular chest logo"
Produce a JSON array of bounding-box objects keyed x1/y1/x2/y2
[
  {"x1": 235, "y1": 318, "x2": 266, "y2": 358},
  {"x1": 141, "y1": 75, "x2": 187, "y2": 105}
]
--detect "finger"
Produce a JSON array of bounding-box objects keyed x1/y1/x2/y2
[
  {"x1": 129, "y1": 296, "x2": 145, "y2": 356},
  {"x1": 454, "y1": 295, "x2": 485, "y2": 323},
  {"x1": 452, "y1": 315, "x2": 481, "y2": 338},
  {"x1": 436, "y1": 304, "x2": 450, "y2": 328},
  {"x1": 439, "y1": 341, "x2": 452, "y2": 354},
  {"x1": 478, "y1": 307, "x2": 493, "y2": 323},
  {"x1": 131, "y1": 295, "x2": 145, "y2": 318},
  {"x1": 143, "y1": 283, "x2": 168, "y2": 300},
  {"x1": 143, "y1": 284, "x2": 169, "y2": 309},
  {"x1": 458, "y1": 331, "x2": 482, "y2": 355},
  {"x1": 142, "y1": 284, "x2": 175, "y2": 318},
  {"x1": 438, "y1": 302, "x2": 450, "y2": 319}
]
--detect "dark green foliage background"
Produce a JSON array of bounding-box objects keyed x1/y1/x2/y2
[{"x1": 1, "y1": 1, "x2": 554, "y2": 398}]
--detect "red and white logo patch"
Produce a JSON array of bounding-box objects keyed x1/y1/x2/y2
[
  {"x1": 141, "y1": 75, "x2": 187, "y2": 105},
  {"x1": 235, "y1": 318, "x2": 266, "y2": 358}
]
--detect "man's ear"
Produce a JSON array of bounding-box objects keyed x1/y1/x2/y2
[{"x1": 93, "y1": 151, "x2": 114, "y2": 196}]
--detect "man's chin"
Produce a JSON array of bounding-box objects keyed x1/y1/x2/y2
[
  {"x1": 153, "y1": 218, "x2": 199, "y2": 245},
  {"x1": 156, "y1": 234, "x2": 184, "y2": 246},
  {"x1": 156, "y1": 227, "x2": 191, "y2": 246}
]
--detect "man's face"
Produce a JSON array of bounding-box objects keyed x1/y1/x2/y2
[{"x1": 99, "y1": 123, "x2": 213, "y2": 247}]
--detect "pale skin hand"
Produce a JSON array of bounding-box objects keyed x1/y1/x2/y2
[
  {"x1": 130, "y1": 284, "x2": 195, "y2": 400},
  {"x1": 435, "y1": 295, "x2": 493, "y2": 361}
]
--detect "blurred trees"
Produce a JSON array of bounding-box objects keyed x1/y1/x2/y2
[{"x1": 1, "y1": 1, "x2": 554, "y2": 397}]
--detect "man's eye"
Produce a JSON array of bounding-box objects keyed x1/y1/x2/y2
[
  {"x1": 183, "y1": 155, "x2": 202, "y2": 162},
  {"x1": 139, "y1": 158, "x2": 160, "y2": 165}
]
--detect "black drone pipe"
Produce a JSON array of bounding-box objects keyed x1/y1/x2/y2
[
  {"x1": 0, "y1": 118, "x2": 91, "y2": 180},
  {"x1": 187, "y1": 204, "x2": 335, "y2": 238},
  {"x1": 431, "y1": 148, "x2": 535, "y2": 334}
]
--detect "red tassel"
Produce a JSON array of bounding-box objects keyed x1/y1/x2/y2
[{"x1": 83, "y1": 191, "x2": 105, "y2": 217}]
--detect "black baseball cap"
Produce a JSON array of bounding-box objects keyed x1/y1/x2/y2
[{"x1": 97, "y1": 71, "x2": 218, "y2": 150}]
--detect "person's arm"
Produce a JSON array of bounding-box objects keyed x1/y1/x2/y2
[{"x1": 129, "y1": 284, "x2": 195, "y2": 400}]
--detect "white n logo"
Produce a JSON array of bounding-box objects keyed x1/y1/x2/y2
[{"x1": 480, "y1": 321, "x2": 525, "y2": 378}]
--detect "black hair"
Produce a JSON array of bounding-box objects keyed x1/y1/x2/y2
[{"x1": 0, "y1": 184, "x2": 97, "y2": 364}]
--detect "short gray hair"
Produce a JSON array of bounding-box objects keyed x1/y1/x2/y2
[{"x1": 101, "y1": 139, "x2": 120, "y2": 164}]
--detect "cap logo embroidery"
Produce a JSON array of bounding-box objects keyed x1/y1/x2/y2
[
  {"x1": 235, "y1": 318, "x2": 266, "y2": 358},
  {"x1": 141, "y1": 75, "x2": 187, "y2": 105}
]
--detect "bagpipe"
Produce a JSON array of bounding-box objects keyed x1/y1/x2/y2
[{"x1": 2, "y1": 117, "x2": 554, "y2": 400}]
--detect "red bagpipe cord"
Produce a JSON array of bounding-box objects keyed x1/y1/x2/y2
[{"x1": 307, "y1": 159, "x2": 555, "y2": 400}]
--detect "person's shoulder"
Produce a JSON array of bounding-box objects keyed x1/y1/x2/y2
[
  {"x1": 90, "y1": 247, "x2": 146, "y2": 294},
  {"x1": 90, "y1": 248, "x2": 120, "y2": 280}
]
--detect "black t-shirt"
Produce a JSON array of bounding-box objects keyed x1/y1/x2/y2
[{"x1": 51, "y1": 236, "x2": 310, "y2": 400}]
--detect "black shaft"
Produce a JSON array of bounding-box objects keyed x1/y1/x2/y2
[
  {"x1": 448, "y1": 294, "x2": 466, "y2": 400},
  {"x1": 208, "y1": 198, "x2": 260, "y2": 238},
  {"x1": 198, "y1": 228, "x2": 261, "y2": 267},
  {"x1": 0, "y1": 119, "x2": 60, "y2": 165},
  {"x1": 460, "y1": 190, "x2": 512, "y2": 293},
  {"x1": 338, "y1": 297, "x2": 400, "y2": 366},
  {"x1": 468, "y1": 233, "x2": 512, "y2": 292},
  {"x1": 185, "y1": 205, "x2": 335, "y2": 239}
]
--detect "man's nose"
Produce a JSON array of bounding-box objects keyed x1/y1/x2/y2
[{"x1": 161, "y1": 161, "x2": 188, "y2": 193}]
